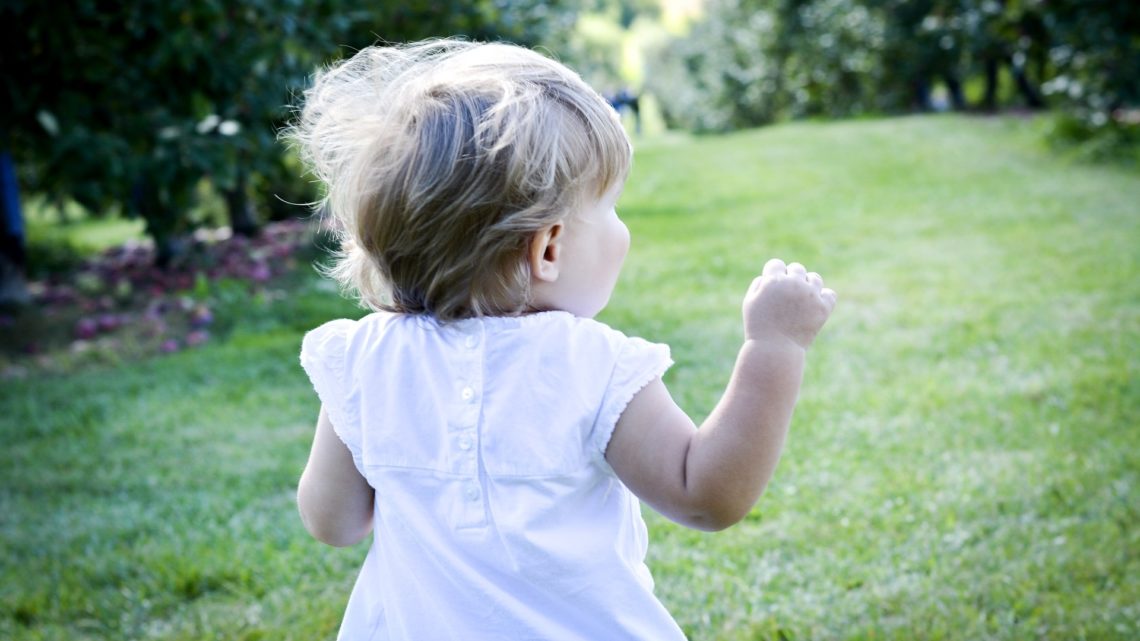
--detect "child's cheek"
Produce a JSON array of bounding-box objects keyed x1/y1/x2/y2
[{"x1": 615, "y1": 219, "x2": 631, "y2": 264}]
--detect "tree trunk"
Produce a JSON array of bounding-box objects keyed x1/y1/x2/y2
[
  {"x1": 944, "y1": 73, "x2": 966, "y2": 111},
  {"x1": 914, "y1": 77, "x2": 932, "y2": 111},
  {"x1": 982, "y1": 57, "x2": 999, "y2": 111},
  {"x1": 131, "y1": 177, "x2": 190, "y2": 269},
  {"x1": 224, "y1": 172, "x2": 260, "y2": 238},
  {"x1": 1011, "y1": 63, "x2": 1044, "y2": 109},
  {"x1": 0, "y1": 150, "x2": 29, "y2": 307},
  {"x1": 0, "y1": 239, "x2": 29, "y2": 307}
]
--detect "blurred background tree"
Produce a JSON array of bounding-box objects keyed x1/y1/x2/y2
[
  {"x1": 1036, "y1": 0, "x2": 1140, "y2": 154},
  {"x1": 0, "y1": 0, "x2": 573, "y2": 301},
  {"x1": 644, "y1": 0, "x2": 1138, "y2": 142}
]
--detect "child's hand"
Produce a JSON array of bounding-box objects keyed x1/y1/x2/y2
[{"x1": 743, "y1": 259, "x2": 837, "y2": 349}]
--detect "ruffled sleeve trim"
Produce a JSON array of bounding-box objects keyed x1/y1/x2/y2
[
  {"x1": 591, "y1": 335, "x2": 674, "y2": 474},
  {"x1": 299, "y1": 318, "x2": 365, "y2": 475}
]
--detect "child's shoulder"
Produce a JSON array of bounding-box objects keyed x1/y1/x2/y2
[
  {"x1": 484, "y1": 311, "x2": 635, "y2": 349},
  {"x1": 304, "y1": 310, "x2": 653, "y2": 361},
  {"x1": 301, "y1": 312, "x2": 397, "y2": 364},
  {"x1": 498, "y1": 313, "x2": 670, "y2": 378}
]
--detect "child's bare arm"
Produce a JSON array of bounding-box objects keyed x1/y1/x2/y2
[
  {"x1": 606, "y1": 259, "x2": 836, "y2": 531},
  {"x1": 297, "y1": 406, "x2": 375, "y2": 546}
]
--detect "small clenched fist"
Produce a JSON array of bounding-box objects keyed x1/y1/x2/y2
[{"x1": 743, "y1": 258, "x2": 837, "y2": 349}]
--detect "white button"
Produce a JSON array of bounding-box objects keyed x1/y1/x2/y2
[
  {"x1": 458, "y1": 435, "x2": 473, "y2": 451},
  {"x1": 461, "y1": 386, "x2": 475, "y2": 401},
  {"x1": 465, "y1": 335, "x2": 478, "y2": 349},
  {"x1": 464, "y1": 483, "x2": 480, "y2": 501}
]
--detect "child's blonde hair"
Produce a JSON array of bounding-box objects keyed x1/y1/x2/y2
[{"x1": 287, "y1": 39, "x2": 632, "y2": 320}]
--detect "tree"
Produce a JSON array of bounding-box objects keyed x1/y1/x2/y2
[
  {"x1": 1037, "y1": 0, "x2": 1140, "y2": 154},
  {"x1": 646, "y1": 0, "x2": 892, "y2": 132},
  {"x1": 0, "y1": 0, "x2": 574, "y2": 280},
  {"x1": 3, "y1": 1, "x2": 347, "y2": 265},
  {"x1": 648, "y1": 0, "x2": 1138, "y2": 152}
]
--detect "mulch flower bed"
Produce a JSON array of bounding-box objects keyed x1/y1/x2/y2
[{"x1": 1, "y1": 219, "x2": 318, "y2": 378}]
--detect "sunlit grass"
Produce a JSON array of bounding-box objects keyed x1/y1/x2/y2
[
  {"x1": 2, "y1": 114, "x2": 1137, "y2": 640},
  {"x1": 616, "y1": 115, "x2": 1139, "y2": 639},
  {"x1": 24, "y1": 199, "x2": 146, "y2": 258}
]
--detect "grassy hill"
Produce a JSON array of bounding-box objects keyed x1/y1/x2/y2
[{"x1": 2, "y1": 115, "x2": 1137, "y2": 640}]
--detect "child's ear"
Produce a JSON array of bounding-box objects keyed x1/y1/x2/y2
[{"x1": 528, "y1": 223, "x2": 563, "y2": 283}]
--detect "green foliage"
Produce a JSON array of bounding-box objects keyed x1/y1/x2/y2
[
  {"x1": 780, "y1": 0, "x2": 894, "y2": 117},
  {"x1": 1048, "y1": 112, "x2": 1140, "y2": 165},
  {"x1": 1, "y1": 0, "x2": 575, "y2": 255},
  {"x1": 560, "y1": 12, "x2": 629, "y2": 92},
  {"x1": 1037, "y1": 1, "x2": 1140, "y2": 159},
  {"x1": 649, "y1": 0, "x2": 1139, "y2": 155},
  {"x1": 553, "y1": 1, "x2": 671, "y2": 99},
  {"x1": 7, "y1": 2, "x2": 317, "y2": 239},
  {"x1": 2, "y1": 116, "x2": 1138, "y2": 638},
  {"x1": 582, "y1": 0, "x2": 662, "y2": 29},
  {"x1": 644, "y1": 0, "x2": 784, "y2": 132},
  {"x1": 646, "y1": 0, "x2": 901, "y2": 132}
]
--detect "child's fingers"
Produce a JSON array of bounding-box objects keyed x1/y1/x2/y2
[
  {"x1": 821, "y1": 287, "x2": 838, "y2": 311},
  {"x1": 787, "y1": 262, "x2": 807, "y2": 279},
  {"x1": 762, "y1": 258, "x2": 786, "y2": 277},
  {"x1": 807, "y1": 272, "x2": 823, "y2": 293}
]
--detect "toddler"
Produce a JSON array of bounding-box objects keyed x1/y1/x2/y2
[{"x1": 291, "y1": 39, "x2": 836, "y2": 640}]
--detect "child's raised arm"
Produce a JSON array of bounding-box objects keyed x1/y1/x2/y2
[{"x1": 605, "y1": 259, "x2": 836, "y2": 531}]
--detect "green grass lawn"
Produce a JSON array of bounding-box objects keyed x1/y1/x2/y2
[{"x1": 2, "y1": 114, "x2": 1137, "y2": 640}]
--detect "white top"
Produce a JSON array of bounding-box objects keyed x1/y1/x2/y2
[{"x1": 300, "y1": 311, "x2": 687, "y2": 641}]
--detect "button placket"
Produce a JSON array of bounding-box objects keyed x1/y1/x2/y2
[
  {"x1": 463, "y1": 481, "x2": 480, "y2": 501},
  {"x1": 451, "y1": 323, "x2": 487, "y2": 529}
]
